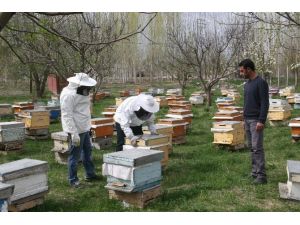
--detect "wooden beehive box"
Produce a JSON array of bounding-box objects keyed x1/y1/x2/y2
[
  {"x1": 279, "y1": 86, "x2": 295, "y2": 97},
  {"x1": 288, "y1": 117, "x2": 300, "y2": 138},
  {"x1": 168, "y1": 101, "x2": 192, "y2": 110},
  {"x1": 143, "y1": 124, "x2": 173, "y2": 153},
  {"x1": 102, "y1": 106, "x2": 117, "y2": 118},
  {"x1": 155, "y1": 96, "x2": 168, "y2": 107},
  {"x1": 0, "y1": 122, "x2": 25, "y2": 143},
  {"x1": 125, "y1": 134, "x2": 169, "y2": 147},
  {"x1": 268, "y1": 110, "x2": 291, "y2": 121},
  {"x1": 165, "y1": 111, "x2": 193, "y2": 125},
  {"x1": 211, "y1": 121, "x2": 245, "y2": 145},
  {"x1": 287, "y1": 95, "x2": 295, "y2": 104},
  {"x1": 213, "y1": 110, "x2": 243, "y2": 122},
  {"x1": 18, "y1": 110, "x2": 50, "y2": 129},
  {"x1": 91, "y1": 118, "x2": 114, "y2": 138},
  {"x1": 51, "y1": 131, "x2": 69, "y2": 150},
  {"x1": 108, "y1": 185, "x2": 161, "y2": 208},
  {"x1": 0, "y1": 159, "x2": 48, "y2": 205},
  {"x1": 166, "y1": 95, "x2": 185, "y2": 105},
  {"x1": 0, "y1": 104, "x2": 12, "y2": 116},
  {"x1": 103, "y1": 158, "x2": 161, "y2": 193},
  {"x1": 166, "y1": 89, "x2": 182, "y2": 96},
  {"x1": 189, "y1": 95, "x2": 204, "y2": 105},
  {"x1": 227, "y1": 91, "x2": 241, "y2": 101},
  {"x1": 157, "y1": 118, "x2": 187, "y2": 138},
  {"x1": 115, "y1": 97, "x2": 127, "y2": 106},
  {"x1": 221, "y1": 106, "x2": 243, "y2": 113},
  {"x1": 12, "y1": 102, "x2": 34, "y2": 114}
]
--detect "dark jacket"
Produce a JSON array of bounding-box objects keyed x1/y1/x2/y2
[{"x1": 244, "y1": 76, "x2": 269, "y2": 124}]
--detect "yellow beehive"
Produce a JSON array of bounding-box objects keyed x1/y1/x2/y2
[
  {"x1": 211, "y1": 121, "x2": 245, "y2": 145},
  {"x1": 143, "y1": 124, "x2": 173, "y2": 154},
  {"x1": 18, "y1": 110, "x2": 50, "y2": 129},
  {"x1": 155, "y1": 96, "x2": 168, "y2": 107},
  {"x1": 268, "y1": 110, "x2": 291, "y2": 121}
]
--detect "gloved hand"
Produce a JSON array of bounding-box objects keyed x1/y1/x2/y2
[
  {"x1": 130, "y1": 136, "x2": 140, "y2": 147},
  {"x1": 71, "y1": 133, "x2": 80, "y2": 147},
  {"x1": 150, "y1": 130, "x2": 159, "y2": 135}
]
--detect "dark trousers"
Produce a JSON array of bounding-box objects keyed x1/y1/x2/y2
[
  {"x1": 245, "y1": 119, "x2": 266, "y2": 179},
  {"x1": 115, "y1": 122, "x2": 143, "y2": 151},
  {"x1": 67, "y1": 132, "x2": 96, "y2": 184}
]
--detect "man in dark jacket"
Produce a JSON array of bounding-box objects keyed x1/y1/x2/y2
[{"x1": 239, "y1": 59, "x2": 269, "y2": 184}]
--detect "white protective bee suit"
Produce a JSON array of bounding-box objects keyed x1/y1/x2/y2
[{"x1": 114, "y1": 94, "x2": 159, "y2": 139}]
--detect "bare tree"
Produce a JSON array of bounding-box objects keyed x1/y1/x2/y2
[{"x1": 165, "y1": 14, "x2": 241, "y2": 106}]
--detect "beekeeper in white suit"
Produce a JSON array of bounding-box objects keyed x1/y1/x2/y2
[
  {"x1": 114, "y1": 93, "x2": 160, "y2": 151},
  {"x1": 60, "y1": 72, "x2": 100, "y2": 188}
]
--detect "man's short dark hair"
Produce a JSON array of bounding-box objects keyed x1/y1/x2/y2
[{"x1": 239, "y1": 59, "x2": 255, "y2": 71}]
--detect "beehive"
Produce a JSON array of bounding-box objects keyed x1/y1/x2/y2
[
  {"x1": 211, "y1": 121, "x2": 245, "y2": 146},
  {"x1": 157, "y1": 118, "x2": 187, "y2": 139},
  {"x1": 102, "y1": 105, "x2": 117, "y2": 118},
  {"x1": 166, "y1": 95, "x2": 185, "y2": 105},
  {"x1": 119, "y1": 90, "x2": 130, "y2": 97},
  {"x1": 288, "y1": 118, "x2": 300, "y2": 140},
  {"x1": 90, "y1": 118, "x2": 114, "y2": 138},
  {"x1": 213, "y1": 110, "x2": 243, "y2": 122},
  {"x1": 155, "y1": 96, "x2": 168, "y2": 107},
  {"x1": 17, "y1": 110, "x2": 50, "y2": 129},
  {"x1": 103, "y1": 149, "x2": 163, "y2": 193},
  {"x1": 12, "y1": 102, "x2": 34, "y2": 114},
  {"x1": 279, "y1": 86, "x2": 295, "y2": 97}
]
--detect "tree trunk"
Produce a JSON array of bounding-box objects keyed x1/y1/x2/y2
[
  {"x1": 0, "y1": 13, "x2": 15, "y2": 32},
  {"x1": 206, "y1": 87, "x2": 212, "y2": 107}
]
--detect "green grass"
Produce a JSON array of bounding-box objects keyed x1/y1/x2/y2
[{"x1": 1, "y1": 84, "x2": 300, "y2": 212}]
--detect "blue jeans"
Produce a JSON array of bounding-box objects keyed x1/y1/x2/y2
[
  {"x1": 68, "y1": 131, "x2": 96, "y2": 184},
  {"x1": 245, "y1": 119, "x2": 266, "y2": 179}
]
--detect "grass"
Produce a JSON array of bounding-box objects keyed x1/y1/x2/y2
[{"x1": 1, "y1": 82, "x2": 300, "y2": 212}]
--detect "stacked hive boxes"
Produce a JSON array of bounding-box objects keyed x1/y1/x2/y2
[
  {"x1": 125, "y1": 134, "x2": 170, "y2": 167},
  {"x1": 279, "y1": 86, "x2": 295, "y2": 97},
  {"x1": 0, "y1": 122, "x2": 25, "y2": 153},
  {"x1": 168, "y1": 100, "x2": 192, "y2": 110},
  {"x1": 12, "y1": 102, "x2": 34, "y2": 114},
  {"x1": 0, "y1": 158, "x2": 48, "y2": 211},
  {"x1": 279, "y1": 160, "x2": 300, "y2": 201},
  {"x1": 102, "y1": 149, "x2": 163, "y2": 208},
  {"x1": 158, "y1": 118, "x2": 188, "y2": 144},
  {"x1": 189, "y1": 95, "x2": 204, "y2": 105},
  {"x1": 154, "y1": 96, "x2": 168, "y2": 107},
  {"x1": 51, "y1": 131, "x2": 69, "y2": 164},
  {"x1": 143, "y1": 124, "x2": 173, "y2": 154},
  {"x1": 166, "y1": 88, "x2": 182, "y2": 96},
  {"x1": 227, "y1": 90, "x2": 241, "y2": 102},
  {"x1": 269, "y1": 87, "x2": 280, "y2": 97},
  {"x1": 17, "y1": 109, "x2": 50, "y2": 139},
  {"x1": 0, "y1": 182, "x2": 14, "y2": 212},
  {"x1": 91, "y1": 118, "x2": 114, "y2": 150},
  {"x1": 165, "y1": 108, "x2": 193, "y2": 130},
  {"x1": 221, "y1": 106, "x2": 243, "y2": 113},
  {"x1": 102, "y1": 105, "x2": 117, "y2": 118},
  {"x1": 288, "y1": 118, "x2": 300, "y2": 142},
  {"x1": 212, "y1": 110, "x2": 243, "y2": 122},
  {"x1": 268, "y1": 99, "x2": 292, "y2": 125},
  {"x1": 211, "y1": 121, "x2": 245, "y2": 149},
  {"x1": 166, "y1": 95, "x2": 185, "y2": 105},
  {"x1": 38, "y1": 105, "x2": 61, "y2": 123},
  {"x1": 215, "y1": 97, "x2": 235, "y2": 109},
  {"x1": 0, "y1": 104, "x2": 12, "y2": 117}
]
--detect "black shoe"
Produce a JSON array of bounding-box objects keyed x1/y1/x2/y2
[
  {"x1": 85, "y1": 175, "x2": 101, "y2": 182},
  {"x1": 252, "y1": 177, "x2": 267, "y2": 185},
  {"x1": 70, "y1": 181, "x2": 81, "y2": 188}
]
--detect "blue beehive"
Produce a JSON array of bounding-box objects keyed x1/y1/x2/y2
[{"x1": 103, "y1": 149, "x2": 163, "y2": 192}]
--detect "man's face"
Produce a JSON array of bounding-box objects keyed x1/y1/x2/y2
[{"x1": 239, "y1": 66, "x2": 250, "y2": 79}]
